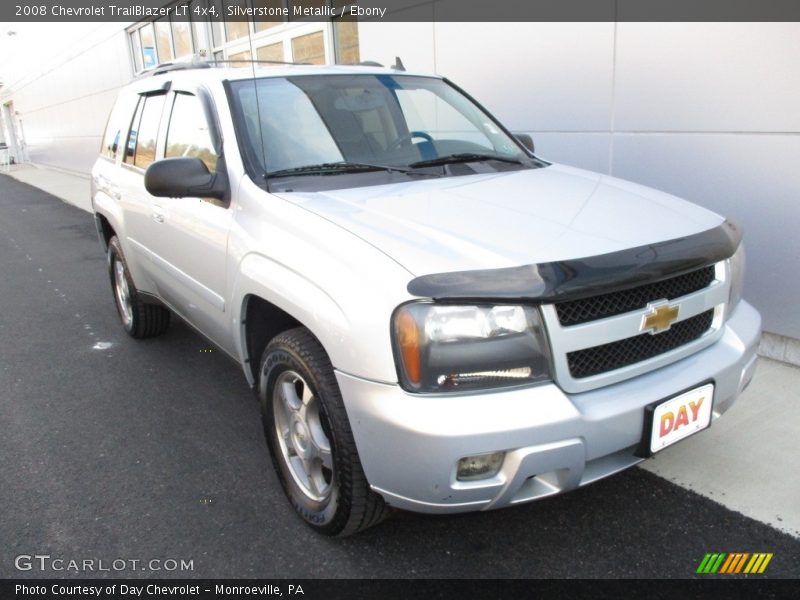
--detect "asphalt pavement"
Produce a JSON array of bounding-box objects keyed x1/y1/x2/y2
[{"x1": 1, "y1": 174, "x2": 799, "y2": 579}]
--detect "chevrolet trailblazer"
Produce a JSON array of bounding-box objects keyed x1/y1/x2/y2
[{"x1": 91, "y1": 59, "x2": 760, "y2": 536}]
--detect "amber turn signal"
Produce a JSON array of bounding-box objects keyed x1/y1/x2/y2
[{"x1": 395, "y1": 308, "x2": 422, "y2": 388}]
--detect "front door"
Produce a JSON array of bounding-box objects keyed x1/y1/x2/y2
[{"x1": 140, "y1": 88, "x2": 233, "y2": 352}]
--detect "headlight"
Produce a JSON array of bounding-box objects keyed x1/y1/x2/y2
[
  {"x1": 727, "y1": 243, "x2": 745, "y2": 318},
  {"x1": 392, "y1": 303, "x2": 552, "y2": 393}
]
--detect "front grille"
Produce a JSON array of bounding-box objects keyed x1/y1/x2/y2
[
  {"x1": 555, "y1": 266, "x2": 715, "y2": 326},
  {"x1": 567, "y1": 310, "x2": 714, "y2": 379}
]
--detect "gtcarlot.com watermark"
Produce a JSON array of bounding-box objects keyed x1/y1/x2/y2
[{"x1": 14, "y1": 554, "x2": 194, "y2": 573}]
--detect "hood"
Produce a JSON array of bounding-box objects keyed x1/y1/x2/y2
[{"x1": 275, "y1": 163, "x2": 723, "y2": 277}]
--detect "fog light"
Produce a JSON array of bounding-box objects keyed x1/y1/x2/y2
[{"x1": 457, "y1": 452, "x2": 505, "y2": 481}]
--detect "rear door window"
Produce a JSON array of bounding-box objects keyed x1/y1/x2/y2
[
  {"x1": 123, "y1": 93, "x2": 166, "y2": 169},
  {"x1": 100, "y1": 93, "x2": 138, "y2": 161},
  {"x1": 123, "y1": 98, "x2": 144, "y2": 165},
  {"x1": 132, "y1": 94, "x2": 166, "y2": 169}
]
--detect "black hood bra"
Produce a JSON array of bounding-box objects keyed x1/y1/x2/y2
[{"x1": 407, "y1": 219, "x2": 742, "y2": 303}]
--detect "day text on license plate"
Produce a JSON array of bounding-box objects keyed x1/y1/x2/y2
[{"x1": 650, "y1": 383, "x2": 714, "y2": 454}]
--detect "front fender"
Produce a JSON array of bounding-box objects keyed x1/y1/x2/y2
[{"x1": 230, "y1": 251, "x2": 407, "y2": 386}]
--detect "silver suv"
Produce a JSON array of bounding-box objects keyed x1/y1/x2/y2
[{"x1": 91, "y1": 60, "x2": 761, "y2": 536}]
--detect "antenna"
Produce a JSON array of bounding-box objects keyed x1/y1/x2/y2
[{"x1": 392, "y1": 56, "x2": 406, "y2": 71}]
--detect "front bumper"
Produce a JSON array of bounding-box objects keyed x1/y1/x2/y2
[{"x1": 337, "y1": 301, "x2": 761, "y2": 514}]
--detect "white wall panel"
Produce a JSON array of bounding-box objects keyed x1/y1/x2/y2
[
  {"x1": 527, "y1": 132, "x2": 611, "y2": 174},
  {"x1": 614, "y1": 23, "x2": 800, "y2": 132},
  {"x1": 9, "y1": 25, "x2": 132, "y2": 173},
  {"x1": 358, "y1": 9, "x2": 436, "y2": 72},
  {"x1": 433, "y1": 22, "x2": 615, "y2": 132}
]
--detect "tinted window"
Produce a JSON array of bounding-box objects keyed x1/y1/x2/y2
[
  {"x1": 123, "y1": 98, "x2": 145, "y2": 165},
  {"x1": 100, "y1": 93, "x2": 139, "y2": 161},
  {"x1": 165, "y1": 93, "x2": 218, "y2": 172},
  {"x1": 133, "y1": 94, "x2": 166, "y2": 169}
]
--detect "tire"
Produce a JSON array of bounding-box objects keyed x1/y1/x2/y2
[
  {"x1": 258, "y1": 327, "x2": 389, "y2": 536},
  {"x1": 107, "y1": 236, "x2": 170, "y2": 338}
]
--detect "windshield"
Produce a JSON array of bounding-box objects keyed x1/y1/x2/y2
[{"x1": 228, "y1": 74, "x2": 537, "y2": 183}]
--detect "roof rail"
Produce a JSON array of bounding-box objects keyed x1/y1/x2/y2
[
  {"x1": 206, "y1": 59, "x2": 311, "y2": 67},
  {"x1": 136, "y1": 55, "x2": 398, "y2": 80},
  {"x1": 134, "y1": 55, "x2": 314, "y2": 79},
  {"x1": 136, "y1": 56, "x2": 210, "y2": 79}
]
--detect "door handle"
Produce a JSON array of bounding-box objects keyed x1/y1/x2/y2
[
  {"x1": 152, "y1": 205, "x2": 166, "y2": 224},
  {"x1": 97, "y1": 177, "x2": 121, "y2": 201}
]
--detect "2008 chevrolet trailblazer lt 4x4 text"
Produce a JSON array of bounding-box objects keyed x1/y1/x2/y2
[{"x1": 91, "y1": 59, "x2": 761, "y2": 536}]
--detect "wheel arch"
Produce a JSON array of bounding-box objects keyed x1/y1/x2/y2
[
  {"x1": 242, "y1": 294, "x2": 302, "y2": 384},
  {"x1": 94, "y1": 212, "x2": 115, "y2": 252},
  {"x1": 234, "y1": 253, "x2": 351, "y2": 386},
  {"x1": 93, "y1": 192, "x2": 125, "y2": 255}
]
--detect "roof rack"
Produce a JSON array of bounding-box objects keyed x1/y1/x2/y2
[
  {"x1": 136, "y1": 56, "x2": 210, "y2": 78},
  {"x1": 136, "y1": 55, "x2": 315, "y2": 79},
  {"x1": 206, "y1": 59, "x2": 311, "y2": 67},
  {"x1": 357, "y1": 58, "x2": 406, "y2": 70},
  {"x1": 136, "y1": 55, "x2": 405, "y2": 79}
]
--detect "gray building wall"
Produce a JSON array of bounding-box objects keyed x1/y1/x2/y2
[
  {"x1": 0, "y1": 24, "x2": 134, "y2": 173},
  {"x1": 360, "y1": 21, "x2": 800, "y2": 339}
]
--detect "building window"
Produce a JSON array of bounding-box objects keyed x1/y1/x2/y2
[
  {"x1": 129, "y1": 30, "x2": 143, "y2": 72},
  {"x1": 257, "y1": 42, "x2": 285, "y2": 63},
  {"x1": 127, "y1": 1, "x2": 196, "y2": 72},
  {"x1": 210, "y1": 15, "x2": 225, "y2": 47},
  {"x1": 291, "y1": 31, "x2": 325, "y2": 64},
  {"x1": 225, "y1": 0, "x2": 251, "y2": 41},
  {"x1": 254, "y1": 0, "x2": 285, "y2": 32},
  {"x1": 228, "y1": 49, "x2": 252, "y2": 65},
  {"x1": 334, "y1": 17, "x2": 359, "y2": 64},
  {"x1": 127, "y1": 0, "x2": 358, "y2": 73},
  {"x1": 155, "y1": 21, "x2": 174, "y2": 62},
  {"x1": 139, "y1": 24, "x2": 157, "y2": 69},
  {"x1": 172, "y1": 20, "x2": 194, "y2": 58}
]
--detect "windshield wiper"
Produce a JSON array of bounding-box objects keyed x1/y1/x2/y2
[
  {"x1": 267, "y1": 161, "x2": 409, "y2": 178},
  {"x1": 408, "y1": 153, "x2": 524, "y2": 169}
]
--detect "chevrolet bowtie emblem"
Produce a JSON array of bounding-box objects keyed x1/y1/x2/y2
[{"x1": 641, "y1": 301, "x2": 680, "y2": 334}]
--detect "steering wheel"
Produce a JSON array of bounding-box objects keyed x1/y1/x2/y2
[{"x1": 388, "y1": 130, "x2": 434, "y2": 151}]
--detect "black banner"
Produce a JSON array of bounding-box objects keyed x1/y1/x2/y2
[
  {"x1": 2, "y1": 578, "x2": 800, "y2": 600},
  {"x1": 3, "y1": 0, "x2": 800, "y2": 22}
]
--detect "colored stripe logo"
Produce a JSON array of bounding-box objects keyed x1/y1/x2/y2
[{"x1": 696, "y1": 552, "x2": 773, "y2": 574}]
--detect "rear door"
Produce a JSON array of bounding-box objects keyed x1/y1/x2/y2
[{"x1": 114, "y1": 89, "x2": 169, "y2": 294}]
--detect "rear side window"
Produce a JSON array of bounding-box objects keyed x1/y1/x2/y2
[
  {"x1": 165, "y1": 92, "x2": 218, "y2": 172},
  {"x1": 134, "y1": 94, "x2": 166, "y2": 169},
  {"x1": 123, "y1": 93, "x2": 166, "y2": 170},
  {"x1": 100, "y1": 93, "x2": 138, "y2": 161},
  {"x1": 123, "y1": 99, "x2": 145, "y2": 165}
]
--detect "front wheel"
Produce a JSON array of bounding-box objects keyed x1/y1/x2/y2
[{"x1": 258, "y1": 327, "x2": 388, "y2": 536}]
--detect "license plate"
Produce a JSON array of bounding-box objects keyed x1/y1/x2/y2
[{"x1": 649, "y1": 383, "x2": 714, "y2": 454}]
